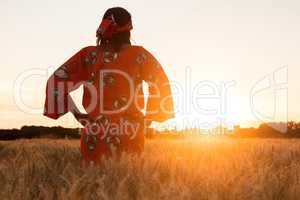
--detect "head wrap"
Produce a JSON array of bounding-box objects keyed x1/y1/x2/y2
[{"x1": 96, "y1": 14, "x2": 133, "y2": 40}]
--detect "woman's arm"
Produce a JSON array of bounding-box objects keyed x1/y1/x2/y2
[
  {"x1": 43, "y1": 47, "x2": 95, "y2": 121},
  {"x1": 139, "y1": 47, "x2": 175, "y2": 123}
]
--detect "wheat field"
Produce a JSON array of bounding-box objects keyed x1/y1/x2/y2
[{"x1": 1, "y1": 138, "x2": 300, "y2": 200}]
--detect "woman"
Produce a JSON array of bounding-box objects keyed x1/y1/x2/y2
[{"x1": 44, "y1": 7, "x2": 174, "y2": 164}]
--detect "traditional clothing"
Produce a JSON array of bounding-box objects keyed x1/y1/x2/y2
[
  {"x1": 44, "y1": 7, "x2": 174, "y2": 163},
  {"x1": 44, "y1": 45, "x2": 174, "y2": 163}
]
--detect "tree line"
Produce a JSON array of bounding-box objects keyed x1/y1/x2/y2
[{"x1": 1, "y1": 121, "x2": 300, "y2": 140}]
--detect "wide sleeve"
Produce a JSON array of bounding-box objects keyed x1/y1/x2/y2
[
  {"x1": 139, "y1": 47, "x2": 175, "y2": 122},
  {"x1": 43, "y1": 47, "x2": 92, "y2": 119}
]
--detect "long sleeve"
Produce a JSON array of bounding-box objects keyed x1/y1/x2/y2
[
  {"x1": 43, "y1": 47, "x2": 94, "y2": 119},
  {"x1": 140, "y1": 48, "x2": 175, "y2": 122}
]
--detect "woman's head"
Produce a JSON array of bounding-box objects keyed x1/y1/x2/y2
[{"x1": 97, "y1": 7, "x2": 132, "y2": 52}]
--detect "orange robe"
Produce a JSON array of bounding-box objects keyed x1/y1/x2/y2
[{"x1": 44, "y1": 45, "x2": 174, "y2": 163}]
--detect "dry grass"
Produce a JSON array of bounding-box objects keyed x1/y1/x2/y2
[{"x1": 1, "y1": 137, "x2": 300, "y2": 200}]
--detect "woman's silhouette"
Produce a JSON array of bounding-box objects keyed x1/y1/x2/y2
[{"x1": 44, "y1": 7, "x2": 174, "y2": 164}]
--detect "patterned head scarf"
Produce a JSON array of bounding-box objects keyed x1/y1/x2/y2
[{"x1": 96, "y1": 7, "x2": 133, "y2": 40}]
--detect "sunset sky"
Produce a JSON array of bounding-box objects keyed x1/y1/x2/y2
[{"x1": 1, "y1": 0, "x2": 299, "y2": 129}]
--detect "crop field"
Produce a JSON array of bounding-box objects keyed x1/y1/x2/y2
[{"x1": 0, "y1": 138, "x2": 300, "y2": 200}]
